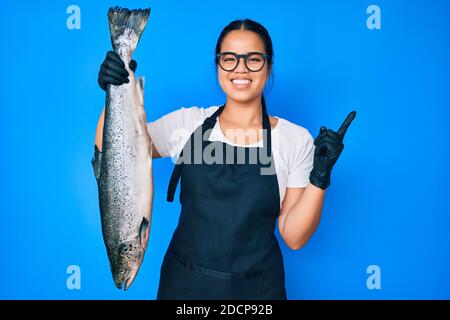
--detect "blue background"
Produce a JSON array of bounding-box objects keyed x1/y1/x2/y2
[{"x1": 1, "y1": 0, "x2": 449, "y2": 299}]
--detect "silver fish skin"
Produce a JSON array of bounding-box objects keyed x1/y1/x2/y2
[{"x1": 92, "y1": 6, "x2": 152, "y2": 291}]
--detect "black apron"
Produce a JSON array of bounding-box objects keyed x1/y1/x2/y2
[{"x1": 157, "y1": 103, "x2": 287, "y2": 300}]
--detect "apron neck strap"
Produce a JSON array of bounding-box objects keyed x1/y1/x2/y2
[
  {"x1": 203, "y1": 102, "x2": 272, "y2": 155},
  {"x1": 167, "y1": 102, "x2": 272, "y2": 203}
]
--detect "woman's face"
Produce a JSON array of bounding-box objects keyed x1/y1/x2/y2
[{"x1": 218, "y1": 30, "x2": 270, "y2": 105}]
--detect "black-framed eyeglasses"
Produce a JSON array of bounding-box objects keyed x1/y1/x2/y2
[{"x1": 216, "y1": 52, "x2": 270, "y2": 72}]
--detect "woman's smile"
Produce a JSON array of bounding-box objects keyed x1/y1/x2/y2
[{"x1": 231, "y1": 77, "x2": 252, "y2": 89}]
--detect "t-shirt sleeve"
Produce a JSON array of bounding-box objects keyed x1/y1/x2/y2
[
  {"x1": 146, "y1": 107, "x2": 213, "y2": 160},
  {"x1": 286, "y1": 129, "x2": 315, "y2": 188}
]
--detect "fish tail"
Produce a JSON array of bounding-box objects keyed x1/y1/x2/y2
[{"x1": 108, "y1": 6, "x2": 151, "y2": 53}]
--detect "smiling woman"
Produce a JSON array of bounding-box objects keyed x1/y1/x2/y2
[
  {"x1": 154, "y1": 19, "x2": 313, "y2": 300},
  {"x1": 94, "y1": 18, "x2": 353, "y2": 300}
]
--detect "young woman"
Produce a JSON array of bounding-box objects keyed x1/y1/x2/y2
[{"x1": 95, "y1": 19, "x2": 355, "y2": 299}]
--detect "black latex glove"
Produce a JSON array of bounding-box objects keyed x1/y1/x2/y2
[
  {"x1": 309, "y1": 111, "x2": 356, "y2": 189},
  {"x1": 98, "y1": 51, "x2": 137, "y2": 91}
]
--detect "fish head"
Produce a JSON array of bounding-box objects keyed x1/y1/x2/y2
[{"x1": 111, "y1": 240, "x2": 144, "y2": 290}]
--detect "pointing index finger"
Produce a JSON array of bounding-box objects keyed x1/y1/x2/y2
[{"x1": 337, "y1": 111, "x2": 356, "y2": 137}]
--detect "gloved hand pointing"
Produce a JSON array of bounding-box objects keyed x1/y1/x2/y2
[
  {"x1": 309, "y1": 111, "x2": 356, "y2": 189},
  {"x1": 98, "y1": 51, "x2": 137, "y2": 91}
]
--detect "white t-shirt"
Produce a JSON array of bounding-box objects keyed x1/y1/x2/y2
[{"x1": 147, "y1": 106, "x2": 315, "y2": 206}]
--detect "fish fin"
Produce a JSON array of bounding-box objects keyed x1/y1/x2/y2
[
  {"x1": 139, "y1": 217, "x2": 150, "y2": 251},
  {"x1": 91, "y1": 145, "x2": 102, "y2": 182},
  {"x1": 108, "y1": 6, "x2": 151, "y2": 53},
  {"x1": 136, "y1": 76, "x2": 145, "y2": 107}
]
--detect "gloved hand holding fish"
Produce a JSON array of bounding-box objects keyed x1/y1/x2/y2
[{"x1": 91, "y1": 6, "x2": 153, "y2": 290}]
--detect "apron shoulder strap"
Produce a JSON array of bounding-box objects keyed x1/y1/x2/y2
[
  {"x1": 166, "y1": 158, "x2": 183, "y2": 202},
  {"x1": 167, "y1": 105, "x2": 225, "y2": 203}
]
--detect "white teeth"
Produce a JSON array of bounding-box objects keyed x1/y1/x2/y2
[{"x1": 232, "y1": 79, "x2": 251, "y2": 85}]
